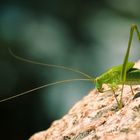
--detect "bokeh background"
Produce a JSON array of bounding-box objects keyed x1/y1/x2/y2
[{"x1": 0, "y1": 0, "x2": 140, "y2": 140}]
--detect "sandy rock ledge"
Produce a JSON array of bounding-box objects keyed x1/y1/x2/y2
[{"x1": 29, "y1": 61, "x2": 140, "y2": 140}]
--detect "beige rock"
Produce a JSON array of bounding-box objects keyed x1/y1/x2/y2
[{"x1": 29, "y1": 61, "x2": 140, "y2": 140}]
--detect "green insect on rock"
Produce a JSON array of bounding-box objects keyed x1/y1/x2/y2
[
  {"x1": 1, "y1": 24, "x2": 140, "y2": 110},
  {"x1": 95, "y1": 24, "x2": 140, "y2": 109}
]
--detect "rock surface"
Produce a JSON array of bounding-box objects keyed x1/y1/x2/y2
[{"x1": 29, "y1": 61, "x2": 140, "y2": 140}]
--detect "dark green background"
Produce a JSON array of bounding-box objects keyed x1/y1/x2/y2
[{"x1": 0, "y1": 0, "x2": 140, "y2": 139}]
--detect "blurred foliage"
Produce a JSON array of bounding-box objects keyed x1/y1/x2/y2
[{"x1": 0, "y1": 0, "x2": 140, "y2": 140}]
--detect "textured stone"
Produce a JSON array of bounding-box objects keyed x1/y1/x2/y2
[{"x1": 29, "y1": 60, "x2": 140, "y2": 140}]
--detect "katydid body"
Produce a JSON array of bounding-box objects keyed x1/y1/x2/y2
[
  {"x1": 0, "y1": 24, "x2": 140, "y2": 110},
  {"x1": 95, "y1": 61, "x2": 140, "y2": 108},
  {"x1": 95, "y1": 24, "x2": 140, "y2": 108},
  {"x1": 95, "y1": 24, "x2": 140, "y2": 92},
  {"x1": 95, "y1": 62, "x2": 135, "y2": 92},
  {"x1": 95, "y1": 62, "x2": 140, "y2": 90}
]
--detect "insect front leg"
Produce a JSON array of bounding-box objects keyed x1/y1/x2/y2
[
  {"x1": 130, "y1": 85, "x2": 134, "y2": 95},
  {"x1": 110, "y1": 84, "x2": 124, "y2": 109},
  {"x1": 108, "y1": 83, "x2": 121, "y2": 109},
  {"x1": 110, "y1": 86, "x2": 120, "y2": 109}
]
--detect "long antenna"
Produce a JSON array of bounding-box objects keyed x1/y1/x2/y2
[
  {"x1": 0, "y1": 78, "x2": 92, "y2": 103},
  {"x1": 8, "y1": 48, "x2": 94, "y2": 80}
]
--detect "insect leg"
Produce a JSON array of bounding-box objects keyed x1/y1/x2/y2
[
  {"x1": 111, "y1": 87, "x2": 120, "y2": 108},
  {"x1": 119, "y1": 84, "x2": 124, "y2": 109},
  {"x1": 121, "y1": 25, "x2": 140, "y2": 82},
  {"x1": 120, "y1": 25, "x2": 140, "y2": 108},
  {"x1": 130, "y1": 85, "x2": 134, "y2": 95}
]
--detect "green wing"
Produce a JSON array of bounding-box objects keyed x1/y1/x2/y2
[
  {"x1": 126, "y1": 68, "x2": 140, "y2": 85},
  {"x1": 112, "y1": 62, "x2": 134, "y2": 74}
]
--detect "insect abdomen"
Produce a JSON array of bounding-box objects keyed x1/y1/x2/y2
[{"x1": 126, "y1": 68, "x2": 140, "y2": 85}]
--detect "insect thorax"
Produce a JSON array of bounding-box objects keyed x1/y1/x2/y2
[{"x1": 95, "y1": 67, "x2": 121, "y2": 92}]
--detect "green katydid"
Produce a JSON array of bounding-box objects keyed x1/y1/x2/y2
[{"x1": 0, "y1": 24, "x2": 140, "y2": 109}]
